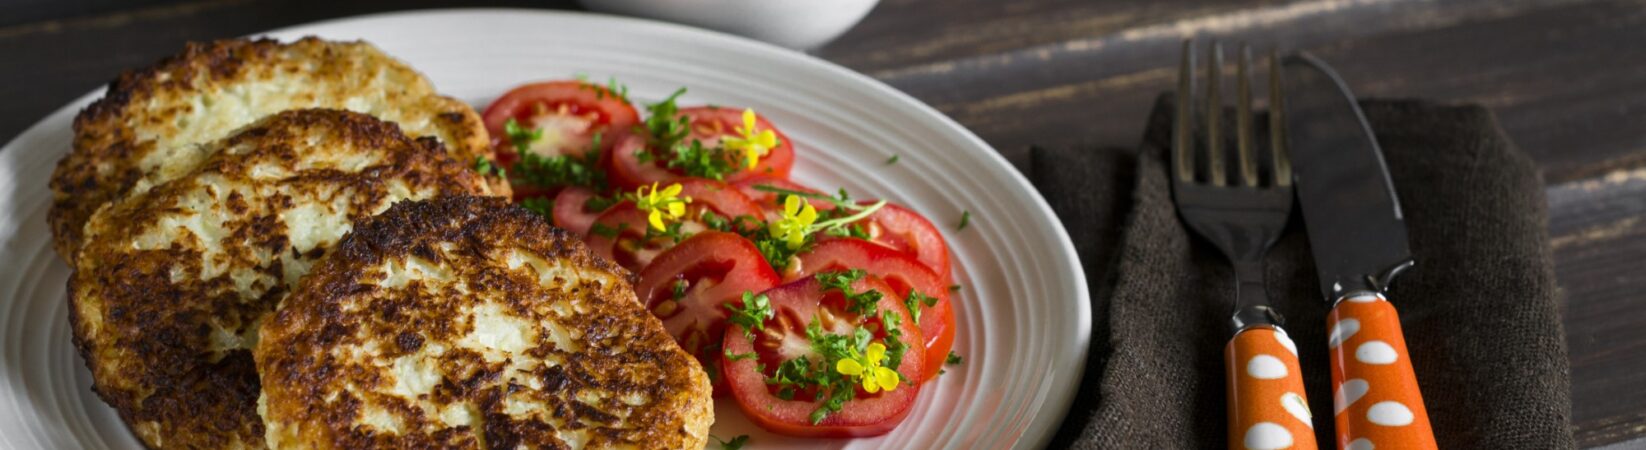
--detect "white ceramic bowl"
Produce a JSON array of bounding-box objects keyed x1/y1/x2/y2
[{"x1": 579, "y1": 0, "x2": 880, "y2": 49}]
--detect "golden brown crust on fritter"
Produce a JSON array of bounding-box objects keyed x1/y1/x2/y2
[
  {"x1": 69, "y1": 109, "x2": 496, "y2": 449},
  {"x1": 255, "y1": 196, "x2": 712, "y2": 450},
  {"x1": 51, "y1": 37, "x2": 500, "y2": 263}
]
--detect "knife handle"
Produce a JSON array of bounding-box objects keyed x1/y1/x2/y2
[
  {"x1": 1327, "y1": 293, "x2": 1437, "y2": 450},
  {"x1": 1226, "y1": 325, "x2": 1318, "y2": 450}
]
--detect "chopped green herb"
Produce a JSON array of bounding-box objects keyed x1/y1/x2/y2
[
  {"x1": 503, "y1": 118, "x2": 544, "y2": 154},
  {"x1": 725, "y1": 292, "x2": 773, "y2": 338},
  {"x1": 885, "y1": 154, "x2": 900, "y2": 165},
  {"x1": 823, "y1": 223, "x2": 870, "y2": 239},
  {"x1": 584, "y1": 194, "x2": 620, "y2": 212},
  {"x1": 474, "y1": 156, "x2": 503, "y2": 178},
  {"x1": 949, "y1": 284, "x2": 962, "y2": 292},
  {"x1": 816, "y1": 269, "x2": 866, "y2": 292},
  {"x1": 723, "y1": 349, "x2": 758, "y2": 362},
  {"x1": 520, "y1": 197, "x2": 553, "y2": 218},
  {"x1": 946, "y1": 351, "x2": 963, "y2": 365},
  {"x1": 700, "y1": 209, "x2": 732, "y2": 232},
  {"x1": 511, "y1": 133, "x2": 607, "y2": 190},
  {"x1": 666, "y1": 139, "x2": 738, "y2": 180},
  {"x1": 672, "y1": 279, "x2": 689, "y2": 300},
  {"x1": 957, "y1": 210, "x2": 971, "y2": 231},
  {"x1": 816, "y1": 269, "x2": 882, "y2": 316},
  {"x1": 881, "y1": 310, "x2": 909, "y2": 374},
  {"x1": 711, "y1": 434, "x2": 750, "y2": 450},
  {"x1": 586, "y1": 76, "x2": 630, "y2": 103},
  {"x1": 589, "y1": 222, "x2": 622, "y2": 238},
  {"x1": 904, "y1": 290, "x2": 937, "y2": 324},
  {"x1": 754, "y1": 236, "x2": 802, "y2": 273},
  {"x1": 642, "y1": 88, "x2": 690, "y2": 149},
  {"x1": 643, "y1": 221, "x2": 688, "y2": 243}
]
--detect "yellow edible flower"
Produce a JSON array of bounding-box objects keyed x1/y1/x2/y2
[
  {"x1": 723, "y1": 108, "x2": 778, "y2": 169},
  {"x1": 834, "y1": 342, "x2": 901, "y2": 394},
  {"x1": 635, "y1": 182, "x2": 691, "y2": 231},
  {"x1": 767, "y1": 195, "x2": 818, "y2": 250}
]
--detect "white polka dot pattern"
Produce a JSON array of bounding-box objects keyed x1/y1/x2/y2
[
  {"x1": 1275, "y1": 329, "x2": 1299, "y2": 356},
  {"x1": 1226, "y1": 327, "x2": 1318, "y2": 449},
  {"x1": 1328, "y1": 318, "x2": 1360, "y2": 349},
  {"x1": 1245, "y1": 422, "x2": 1294, "y2": 449},
  {"x1": 1281, "y1": 392, "x2": 1313, "y2": 429},
  {"x1": 1335, "y1": 378, "x2": 1370, "y2": 414},
  {"x1": 1367, "y1": 401, "x2": 1415, "y2": 426},
  {"x1": 1327, "y1": 294, "x2": 1437, "y2": 449},
  {"x1": 1248, "y1": 354, "x2": 1289, "y2": 380},
  {"x1": 1356, "y1": 341, "x2": 1400, "y2": 365}
]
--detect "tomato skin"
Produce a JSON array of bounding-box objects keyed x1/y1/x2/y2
[
  {"x1": 550, "y1": 187, "x2": 610, "y2": 236},
  {"x1": 822, "y1": 202, "x2": 953, "y2": 284},
  {"x1": 610, "y1": 107, "x2": 794, "y2": 188},
  {"x1": 636, "y1": 231, "x2": 779, "y2": 395},
  {"x1": 484, "y1": 80, "x2": 638, "y2": 170},
  {"x1": 722, "y1": 277, "x2": 924, "y2": 437},
  {"x1": 584, "y1": 179, "x2": 764, "y2": 271},
  {"x1": 795, "y1": 238, "x2": 955, "y2": 381}
]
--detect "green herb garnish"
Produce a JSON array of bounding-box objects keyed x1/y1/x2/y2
[
  {"x1": 725, "y1": 291, "x2": 774, "y2": 338},
  {"x1": 904, "y1": 290, "x2": 937, "y2": 324},
  {"x1": 520, "y1": 197, "x2": 553, "y2": 218},
  {"x1": 711, "y1": 434, "x2": 750, "y2": 450}
]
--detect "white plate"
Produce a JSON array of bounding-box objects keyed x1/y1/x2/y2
[{"x1": 0, "y1": 9, "x2": 1089, "y2": 449}]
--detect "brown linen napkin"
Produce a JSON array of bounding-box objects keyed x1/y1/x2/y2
[{"x1": 1033, "y1": 97, "x2": 1574, "y2": 449}]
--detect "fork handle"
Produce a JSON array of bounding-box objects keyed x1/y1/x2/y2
[
  {"x1": 1327, "y1": 293, "x2": 1437, "y2": 450},
  {"x1": 1226, "y1": 325, "x2": 1318, "y2": 450}
]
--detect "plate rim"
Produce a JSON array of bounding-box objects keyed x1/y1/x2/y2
[{"x1": 1, "y1": 8, "x2": 1092, "y2": 449}]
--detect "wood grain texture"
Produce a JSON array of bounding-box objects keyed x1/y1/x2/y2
[{"x1": 2, "y1": 0, "x2": 1643, "y2": 447}]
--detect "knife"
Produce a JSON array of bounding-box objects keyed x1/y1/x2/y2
[{"x1": 1282, "y1": 52, "x2": 1438, "y2": 450}]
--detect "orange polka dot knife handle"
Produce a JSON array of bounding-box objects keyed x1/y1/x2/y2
[
  {"x1": 1226, "y1": 326, "x2": 1318, "y2": 450},
  {"x1": 1326, "y1": 294, "x2": 1437, "y2": 450}
]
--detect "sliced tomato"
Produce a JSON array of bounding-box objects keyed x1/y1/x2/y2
[
  {"x1": 550, "y1": 187, "x2": 613, "y2": 236},
  {"x1": 610, "y1": 106, "x2": 795, "y2": 188},
  {"x1": 483, "y1": 80, "x2": 639, "y2": 165},
  {"x1": 585, "y1": 179, "x2": 764, "y2": 271},
  {"x1": 723, "y1": 277, "x2": 924, "y2": 437},
  {"x1": 793, "y1": 239, "x2": 955, "y2": 381},
  {"x1": 822, "y1": 202, "x2": 953, "y2": 284},
  {"x1": 636, "y1": 231, "x2": 780, "y2": 394},
  {"x1": 733, "y1": 176, "x2": 837, "y2": 221}
]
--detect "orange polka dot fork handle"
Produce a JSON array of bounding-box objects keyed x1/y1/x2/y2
[
  {"x1": 1326, "y1": 293, "x2": 1437, "y2": 450},
  {"x1": 1226, "y1": 325, "x2": 1318, "y2": 450}
]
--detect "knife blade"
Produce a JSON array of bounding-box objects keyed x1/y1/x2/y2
[
  {"x1": 1283, "y1": 52, "x2": 1438, "y2": 450},
  {"x1": 1282, "y1": 53, "x2": 1414, "y2": 302}
]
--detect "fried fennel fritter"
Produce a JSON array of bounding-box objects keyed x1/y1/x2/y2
[
  {"x1": 255, "y1": 196, "x2": 713, "y2": 450},
  {"x1": 51, "y1": 37, "x2": 500, "y2": 262},
  {"x1": 68, "y1": 109, "x2": 498, "y2": 449}
]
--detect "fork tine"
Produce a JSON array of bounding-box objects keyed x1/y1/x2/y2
[
  {"x1": 1205, "y1": 42, "x2": 1226, "y2": 186},
  {"x1": 1268, "y1": 49, "x2": 1292, "y2": 187},
  {"x1": 1235, "y1": 44, "x2": 1258, "y2": 187},
  {"x1": 1175, "y1": 40, "x2": 1195, "y2": 182}
]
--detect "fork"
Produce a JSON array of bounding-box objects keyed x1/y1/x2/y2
[{"x1": 1171, "y1": 41, "x2": 1318, "y2": 450}]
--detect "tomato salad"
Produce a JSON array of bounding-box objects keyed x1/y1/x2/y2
[{"x1": 477, "y1": 79, "x2": 961, "y2": 438}]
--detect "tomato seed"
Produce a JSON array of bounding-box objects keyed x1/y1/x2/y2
[{"x1": 652, "y1": 300, "x2": 679, "y2": 317}]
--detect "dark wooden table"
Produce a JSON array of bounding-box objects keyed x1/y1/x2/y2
[{"x1": 3, "y1": 0, "x2": 1641, "y2": 447}]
